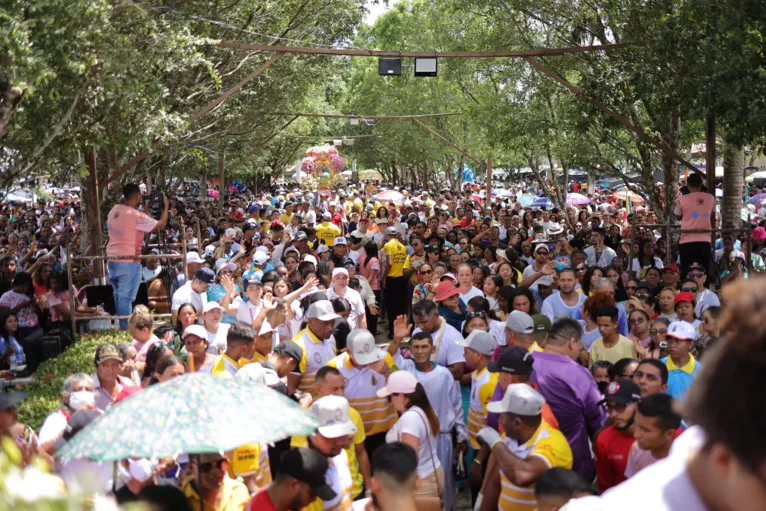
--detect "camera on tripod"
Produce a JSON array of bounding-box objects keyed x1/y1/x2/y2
[{"x1": 147, "y1": 190, "x2": 165, "y2": 221}]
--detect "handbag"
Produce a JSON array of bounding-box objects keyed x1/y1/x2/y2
[{"x1": 414, "y1": 409, "x2": 444, "y2": 500}]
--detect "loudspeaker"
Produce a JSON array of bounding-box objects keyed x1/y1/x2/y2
[
  {"x1": 414, "y1": 58, "x2": 438, "y2": 77},
  {"x1": 378, "y1": 58, "x2": 402, "y2": 76}
]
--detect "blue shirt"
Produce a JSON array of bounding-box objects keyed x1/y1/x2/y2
[
  {"x1": 661, "y1": 355, "x2": 701, "y2": 400},
  {"x1": 206, "y1": 283, "x2": 241, "y2": 324}
]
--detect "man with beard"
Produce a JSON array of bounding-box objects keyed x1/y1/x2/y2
[
  {"x1": 182, "y1": 452, "x2": 249, "y2": 511},
  {"x1": 247, "y1": 448, "x2": 336, "y2": 511},
  {"x1": 593, "y1": 378, "x2": 642, "y2": 492},
  {"x1": 541, "y1": 268, "x2": 586, "y2": 322}
]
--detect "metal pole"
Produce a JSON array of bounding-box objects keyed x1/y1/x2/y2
[
  {"x1": 181, "y1": 219, "x2": 188, "y2": 283},
  {"x1": 67, "y1": 237, "x2": 77, "y2": 337},
  {"x1": 486, "y1": 154, "x2": 493, "y2": 214}
]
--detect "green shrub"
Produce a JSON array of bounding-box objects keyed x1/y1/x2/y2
[{"x1": 16, "y1": 330, "x2": 130, "y2": 430}]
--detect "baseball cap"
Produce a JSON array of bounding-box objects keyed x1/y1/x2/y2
[
  {"x1": 306, "y1": 300, "x2": 341, "y2": 321},
  {"x1": 377, "y1": 370, "x2": 418, "y2": 398},
  {"x1": 311, "y1": 396, "x2": 357, "y2": 439},
  {"x1": 253, "y1": 252, "x2": 269, "y2": 265},
  {"x1": 537, "y1": 274, "x2": 554, "y2": 286},
  {"x1": 662, "y1": 264, "x2": 679, "y2": 273},
  {"x1": 673, "y1": 292, "x2": 695, "y2": 306},
  {"x1": 333, "y1": 237, "x2": 347, "y2": 246},
  {"x1": 533, "y1": 244, "x2": 550, "y2": 254},
  {"x1": 347, "y1": 329, "x2": 384, "y2": 365},
  {"x1": 486, "y1": 383, "x2": 545, "y2": 416},
  {"x1": 295, "y1": 231, "x2": 308, "y2": 241},
  {"x1": 274, "y1": 339, "x2": 304, "y2": 362},
  {"x1": 186, "y1": 252, "x2": 205, "y2": 264},
  {"x1": 248, "y1": 204, "x2": 260, "y2": 213},
  {"x1": 280, "y1": 448, "x2": 337, "y2": 501},
  {"x1": 316, "y1": 244, "x2": 330, "y2": 255},
  {"x1": 303, "y1": 255, "x2": 318, "y2": 265},
  {"x1": 204, "y1": 245, "x2": 216, "y2": 258},
  {"x1": 386, "y1": 226, "x2": 398, "y2": 236},
  {"x1": 322, "y1": 212, "x2": 332, "y2": 221},
  {"x1": 194, "y1": 267, "x2": 215, "y2": 284},
  {"x1": 666, "y1": 321, "x2": 696, "y2": 341},
  {"x1": 505, "y1": 310, "x2": 535, "y2": 334},
  {"x1": 331, "y1": 268, "x2": 349, "y2": 280},
  {"x1": 456, "y1": 331, "x2": 496, "y2": 356},
  {"x1": 95, "y1": 344, "x2": 122, "y2": 365},
  {"x1": 203, "y1": 301, "x2": 224, "y2": 314},
  {"x1": 258, "y1": 320, "x2": 276, "y2": 336},
  {"x1": 215, "y1": 258, "x2": 236, "y2": 275},
  {"x1": 531, "y1": 314, "x2": 551, "y2": 342},
  {"x1": 688, "y1": 262, "x2": 706, "y2": 272},
  {"x1": 598, "y1": 379, "x2": 641, "y2": 405},
  {"x1": 488, "y1": 346, "x2": 534, "y2": 374},
  {"x1": 182, "y1": 324, "x2": 208, "y2": 341},
  {"x1": 225, "y1": 228, "x2": 236, "y2": 237}
]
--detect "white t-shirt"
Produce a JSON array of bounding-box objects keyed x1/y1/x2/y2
[
  {"x1": 205, "y1": 323, "x2": 230, "y2": 354},
  {"x1": 171, "y1": 281, "x2": 207, "y2": 313},
  {"x1": 236, "y1": 300, "x2": 262, "y2": 325},
  {"x1": 385, "y1": 406, "x2": 441, "y2": 479},
  {"x1": 695, "y1": 288, "x2": 720, "y2": 317},
  {"x1": 141, "y1": 266, "x2": 162, "y2": 282},
  {"x1": 38, "y1": 410, "x2": 69, "y2": 445},
  {"x1": 459, "y1": 286, "x2": 484, "y2": 304},
  {"x1": 326, "y1": 286, "x2": 366, "y2": 330},
  {"x1": 412, "y1": 322, "x2": 466, "y2": 368}
]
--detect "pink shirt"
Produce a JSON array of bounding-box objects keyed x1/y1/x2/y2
[
  {"x1": 132, "y1": 334, "x2": 160, "y2": 362},
  {"x1": 106, "y1": 205, "x2": 158, "y2": 259},
  {"x1": 675, "y1": 192, "x2": 714, "y2": 244}
]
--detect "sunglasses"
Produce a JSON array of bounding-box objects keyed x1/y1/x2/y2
[
  {"x1": 626, "y1": 286, "x2": 638, "y2": 291},
  {"x1": 688, "y1": 272, "x2": 704, "y2": 278},
  {"x1": 420, "y1": 269, "x2": 433, "y2": 275},
  {"x1": 537, "y1": 251, "x2": 549, "y2": 256},
  {"x1": 649, "y1": 328, "x2": 668, "y2": 336},
  {"x1": 635, "y1": 293, "x2": 650, "y2": 300},
  {"x1": 576, "y1": 267, "x2": 587, "y2": 272},
  {"x1": 681, "y1": 287, "x2": 698, "y2": 293},
  {"x1": 199, "y1": 459, "x2": 227, "y2": 472},
  {"x1": 466, "y1": 311, "x2": 487, "y2": 319},
  {"x1": 629, "y1": 317, "x2": 645, "y2": 325},
  {"x1": 605, "y1": 402, "x2": 629, "y2": 413}
]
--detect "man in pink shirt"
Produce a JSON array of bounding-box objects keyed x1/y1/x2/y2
[
  {"x1": 674, "y1": 173, "x2": 714, "y2": 278},
  {"x1": 106, "y1": 184, "x2": 168, "y2": 328}
]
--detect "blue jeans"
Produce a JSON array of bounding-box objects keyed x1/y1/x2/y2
[{"x1": 107, "y1": 261, "x2": 141, "y2": 329}]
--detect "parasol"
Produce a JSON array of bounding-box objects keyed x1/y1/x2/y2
[
  {"x1": 57, "y1": 373, "x2": 320, "y2": 462},
  {"x1": 532, "y1": 197, "x2": 554, "y2": 208},
  {"x1": 746, "y1": 192, "x2": 766, "y2": 204},
  {"x1": 613, "y1": 190, "x2": 645, "y2": 204},
  {"x1": 518, "y1": 194, "x2": 537, "y2": 207},
  {"x1": 566, "y1": 193, "x2": 591, "y2": 205},
  {"x1": 374, "y1": 190, "x2": 405, "y2": 204}
]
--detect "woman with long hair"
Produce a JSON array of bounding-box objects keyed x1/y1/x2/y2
[
  {"x1": 32, "y1": 263, "x2": 54, "y2": 300},
  {"x1": 412, "y1": 263, "x2": 434, "y2": 307},
  {"x1": 483, "y1": 275, "x2": 503, "y2": 311},
  {"x1": 628, "y1": 309, "x2": 652, "y2": 358},
  {"x1": 496, "y1": 261, "x2": 517, "y2": 288},
  {"x1": 606, "y1": 266, "x2": 627, "y2": 302},
  {"x1": 0, "y1": 311, "x2": 25, "y2": 371},
  {"x1": 631, "y1": 240, "x2": 664, "y2": 279},
  {"x1": 645, "y1": 318, "x2": 670, "y2": 359},
  {"x1": 141, "y1": 342, "x2": 173, "y2": 387},
  {"x1": 581, "y1": 266, "x2": 604, "y2": 296},
  {"x1": 0, "y1": 272, "x2": 43, "y2": 372},
  {"x1": 150, "y1": 354, "x2": 185, "y2": 385},
  {"x1": 379, "y1": 371, "x2": 444, "y2": 499},
  {"x1": 507, "y1": 287, "x2": 538, "y2": 315}
]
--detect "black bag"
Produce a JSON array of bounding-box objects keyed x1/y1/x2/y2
[{"x1": 41, "y1": 334, "x2": 62, "y2": 360}]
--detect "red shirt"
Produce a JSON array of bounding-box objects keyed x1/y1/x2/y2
[
  {"x1": 594, "y1": 425, "x2": 635, "y2": 492},
  {"x1": 248, "y1": 489, "x2": 279, "y2": 511}
]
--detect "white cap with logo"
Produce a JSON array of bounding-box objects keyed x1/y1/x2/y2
[
  {"x1": 486, "y1": 383, "x2": 545, "y2": 416},
  {"x1": 311, "y1": 395, "x2": 357, "y2": 439},
  {"x1": 347, "y1": 330, "x2": 384, "y2": 365},
  {"x1": 306, "y1": 301, "x2": 341, "y2": 321}
]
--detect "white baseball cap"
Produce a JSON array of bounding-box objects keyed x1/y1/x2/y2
[
  {"x1": 215, "y1": 258, "x2": 236, "y2": 275},
  {"x1": 204, "y1": 245, "x2": 216, "y2": 257},
  {"x1": 322, "y1": 212, "x2": 332, "y2": 220},
  {"x1": 258, "y1": 320, "x2": 276, "y2": 336},
  {"x1": 187, "y1": 252, "x2": 205, "y2": 264},
  {"x1": 506, "y1": 310, "x2": 535, "y2": 334},
  {"x1": 311, "y1": 396, "x2": 357, "y2": 439},
  {"x1": 203, "y1": 301, "x2": 224, "y2": 314},
  {"x1": 306, "y1": 301, "x2": 340, "y2": 321},
  {"x1": 253, "y1": 252, "x2": 269, "y2": 265},
  {"x1": 303, "y1": 255, "x2": 318, "y2": 265},
  {"x1": 182, "y1": 324, "x2": 208, "y2": 341},
  {"x1": 347, "y1": 330, "x2": 383, "y2": 366},
  {"x1": 317, "y1": 245, "x2": 330, "y2": 254},
  {"x1": 666, "y1": 321, "x2": 696, "y2": 341},
  {"x1": 331, "y1": 268, "x2": 349, "y2": 280},
  {"x1": 377, "y1": 370, "x2": 418, "y2": 398},
  {"x1": 333, "y1": 237, "x2": 347, "y2": 246},
  {"x1": 456, "y1": 331, "x2": 496, "y2": 356},
  {"x1": 486, "y1": 383, "x2": 545, "y2": 416}
]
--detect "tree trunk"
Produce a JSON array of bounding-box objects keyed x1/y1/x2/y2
[
  {"x1": 722, "y1": 142, "x2": 744, "y2": 228},
  {"x1": 661, "y1": 114, "x2": 681, "y2": 261}
]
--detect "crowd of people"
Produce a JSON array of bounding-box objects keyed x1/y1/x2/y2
[{"x1": 0, "y1": 173, "x2": 765, "y2": 511}]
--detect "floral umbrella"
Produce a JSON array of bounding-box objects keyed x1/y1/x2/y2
[
  {"x1": 57, "y1": 373, "x2": 320, "y2": 462},
  {"x1": 566, "y1": 193, "x2": 591, "y2": 205},
  {"x1": 374, "y1": 190, "x2": 405, "y2": 205}
]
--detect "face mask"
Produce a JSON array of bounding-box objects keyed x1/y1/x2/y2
[{"x1": 69, "y1": 390, "x2": 95, "y2": 410}]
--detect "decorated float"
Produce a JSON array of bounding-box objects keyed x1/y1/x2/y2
[{"x1": 300, "y1": 145, "x2": 345, "y2": 193}]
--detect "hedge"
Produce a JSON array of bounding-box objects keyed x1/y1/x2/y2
[{"x1": 16, "y1": 330, "x2": 130, "y2": 430}]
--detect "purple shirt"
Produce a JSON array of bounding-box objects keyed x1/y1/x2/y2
[
  {"x1": 487, "y1": 383, "x2": 505, "y2": 430},
  {"x1": 529, "y1": 351, "x2": 607, "y2": 479}
]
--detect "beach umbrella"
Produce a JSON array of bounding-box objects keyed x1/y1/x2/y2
[
  {"x1": 57, "y1": 373, "x2": 320, "y2": 462},
  {"x1": 518, "y1": 194, "x2": 537, "y2": 207},
  {"x1": 613, "y1": 190, "x2": 645, "y2": 204},
  {"x1": 532, "y1": 197, "x2": 554, "y2": 208},
  {"x1": 746, "y1": 192, "x2": 766, "y2": 205}
]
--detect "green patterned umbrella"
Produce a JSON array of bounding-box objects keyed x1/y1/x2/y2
[{"x1": 57, "y1": 372, "x2": 320, "y2": 462}]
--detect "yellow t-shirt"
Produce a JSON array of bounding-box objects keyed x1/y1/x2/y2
[
  {"x1": 317, "y1": 222, "x2": 341, "y2": 247},
  {"x1": 467, "y1": 367, "x2": 499, "y2": 448},
  {"x1": 588, "y1": 335, "x2": 639, "y2": 367},
  {"x1": 383, "y1": 239, "x2": 407, "y2": 278},
  {"x1": 499, "y1": 420, "x2": 573, "y2": 511},
  {"x1": 280, "y1": 213, "x2": 293, "y2": 225},
  {"x1": 229, "y1": 442, "x2": 271, "y2": 488}
]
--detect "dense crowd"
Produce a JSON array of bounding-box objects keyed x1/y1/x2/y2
[{"x1": 0, "y1": 173, "x2": 764, "y2": 511}]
